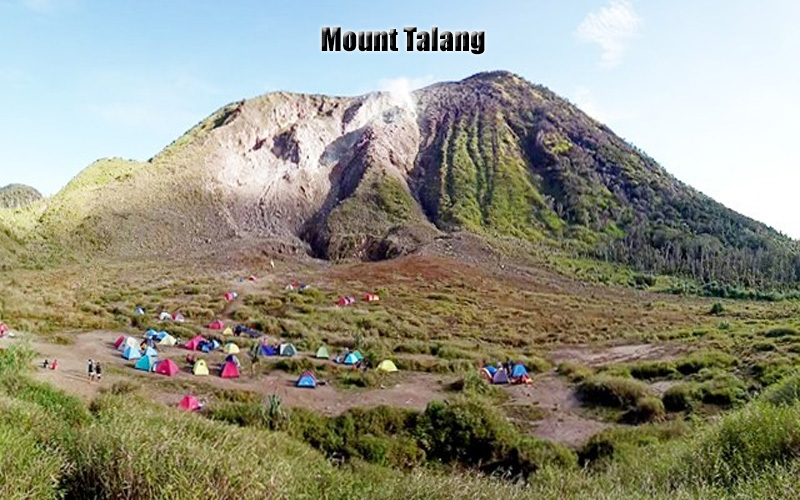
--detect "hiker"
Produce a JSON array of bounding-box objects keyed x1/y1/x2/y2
[
  {"x1": 505, "y1": 358, "x2": 513, "y2": 374},
  {"x1": 95, "y1": 362, "x2": 102, "y2": 381},
  {"x1": 51, "y1": 359, "x2": 58, "y2": 370},
  {"x1": 42, "y1": 359, "x2": 49, "y2": 369},
  {"x1": 87, "y1": 359, "x2": 95, "y2": 381}
]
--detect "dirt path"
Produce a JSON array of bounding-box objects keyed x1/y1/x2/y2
[
  {"x1": 546, "y1": 342, "x2": 687, "y2": 368},
  {"x1": 505, "y1": 373, "x2": 611, "y2": 448},
  {"x1": 0, "y1": 331, "x2": 453, "y2": 416}
]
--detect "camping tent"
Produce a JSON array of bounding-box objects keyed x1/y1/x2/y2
[
  {"x1": 511, "y1": 364, "x2": 531, "y2": 384},
  {"x1": 223, "y1": 343, "x2": 240, "y2": 354},
  {"x1": 364, "y1": 293, "x2": 380, "y2": 303},
  {"x1": 173, "y1": 313, "x2": 185, "y2": 323},
  {"x1": 155, "y1": 359, "x2": 179, "y2": 376},
  {"x1": 223, "y1": 292, "x2": 238, "y2": 302},
  {"x1": 335, "y1": 296, "x2": 355, "y2": 307},
  {"x1": 145, "y1": 329, "x2": 158, "y2": 339},
  {"x1": 114, "y1": 335, "x2": 126, "y2": 349},
  {"x1": 143, "y1": 346, "x2": 158, "y2": 358},
  {"x1": 192, "y1": 359, "x2": 209, "y2": 376},
  {"x1": 296, "y1": 371, "x2": 317, "y2": 388},
  {"x1": 343, "y1": 352, "x2": 360, "y2": 365},
  {"x1": 207, "y1": 320, "x2": 225, "y2": 330},
  {"x1": 179, "y1": 395, "x2": 201, "y2": 411},
  {"x1": 199, "y1": 341, "x2": 213, "y2": 353},
  {"x1": 155, "y1": 331, "x2": 168, "y2": 340},
  {"x1": 485, "y1": 365, "x2": 498, "y2": 376},
  {"x1": 225, "y1": 354, "x2": 240, "y2": 367},
  {"x1": 159, "y1": 312, "x2": 172, "y2": 321},
  {"x1": 184, "y1": 336, "x2": 206, "y2": 351},
  {"x1": 315, "y1": 346, "x2": 329, "y2": 359},
  {"x1": 259, "y1": 344, "x2": 276, "y2": 357},
  {"x1": 279, "y1": 343, "x2": 297, "y2": 357},
  {"x1": 222, "y1": 327, "x2": 233, "y2": 336},
  {"x1": 511, "y1": 364, "x2": 528, "y2": 379},
  {"x1": 492, "y1": 369, "x2": 510, "y2": 385},
  {"x1": 479, "y1": 368, "x2": 493, "y2": 381},
  {"x1": 248, "y1": 275, "x2": 257, "y2": 282},
  {"x1": 134, "y1": 307, "x2": 145, "y2": 316},
  {"x1": 122, "y1": 346, "x2": 142, "y2": 360},
  {"x1": 159, "y1": 334, "x2": 177, "y2": 347},
  {"x1": 220, "y1": 361, "x2": 239, "y2": 378},
  {"x1": 134, "y1": 355, "x2": 157, "y2": 372},
  {"x1": 376, "y1": 360, "x2": 399, "y2": 373},
  {"x1": 118, "y1": 337, "x2": 139, "y2": 352},
  {"x1": 210, "y1": 339, "x2": 222, "y2": 350}
]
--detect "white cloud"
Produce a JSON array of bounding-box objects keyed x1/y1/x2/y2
[
  {"x1": 19, "y1": 0, "x2": 62, "y2": 14},
  {"x1": 576, "y1": 0, "x2": 642, "y2": 68}
]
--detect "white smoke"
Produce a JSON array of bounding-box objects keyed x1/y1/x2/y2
[{"x1": 377, "y1": 76, "x2": 433, "y2": 116}]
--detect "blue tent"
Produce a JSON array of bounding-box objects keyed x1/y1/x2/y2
[
  {"x1": 134, "y1": 355, "x2": 156, "y2": 372},
  {"x1": 156, "y1": 331, "x2": 168, "y2": 340},
  {"x1": 145, "y1": 329, "x2": 158, "y2": 339},
  {"x1": 485, "y1": 365, "x2": 498, "y2": 376},
  {"x1": 225, "y1": 354, "x2": 240, "y2": 366},
  {"x1": 511, "y1": 364, "x2": 528, "y2": 379},
  {"x1": 199, "y1": 341, "x2": 212, "y2": 353},
  {"x1": 211, "y1": 339, "x2": 222, "y2": 350},
  {"x1": 352, "y1": 351, "x2": 363, "y2": 360},
  {"x1": 259, "y1": 344, "x2": 276, "y2": 356},
  {"x1": 296, "y1": 371, "x2": 317, "y2": 388},
  {"x1": 343, "y1": 353, "x2": 360, "y2": 365},
  {"x1": 122, "y1": 346, "x2": 142, "y2": 360},
  {"x1": 143, "y1": 346, "x2": 158, "y2": 358}
]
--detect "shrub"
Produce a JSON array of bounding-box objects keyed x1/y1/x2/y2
[
  {"x1": 627, "y1": 360, "x2": 677, "y2": 380},
  {"x1": 623, "y1": 396, "x2": 665, "y2": 424},
  {"x1": 765, "y1": 327, "x2": 798, "y2": 338},
  {"x1": 675, "y1": 350, "x2": 735, "y2": 375},
  {"x1": 663, "y1": 383, "x2": 700, "y2": 412},
  {"x1": 557, "y1": 361, "x2": 593, "y2": 382},
  {"x1": 698, "y1": 373, "x2": 748, "y2": 407},
  {"x1": 577, "y1": 375, "x2": 653, "y2": 409},
  {"x1": 709, "y1": 302, "x2": 725, "y2": 315}
]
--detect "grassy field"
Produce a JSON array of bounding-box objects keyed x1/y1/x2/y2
[{"x1": 3, "y1": 253, "x2": 800, "y2": 498}]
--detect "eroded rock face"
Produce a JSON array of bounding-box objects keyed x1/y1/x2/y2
[{"x1": 0, "y1": 184, "x2": 42, "y2": 209}]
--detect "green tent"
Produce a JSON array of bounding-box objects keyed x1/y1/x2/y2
[
  {"x1": 279, "y1": 343, "x2": 297, "y2": 357},
  {"x1": 315, "y1": 346, "x2": 329, "y2": 359}
]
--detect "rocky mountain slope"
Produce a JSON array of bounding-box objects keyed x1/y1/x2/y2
[
  {"x1": 0, "y1": 184, "x2": 42, "y2": 209},
  {"x1": 2, "y1": 71, "x2": 797, "y2": 285}
]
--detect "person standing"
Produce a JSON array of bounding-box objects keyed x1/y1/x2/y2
[
  {"x1": 95, "y1": 362, "x2": 102, "y2": 382},
  {"x1": 87, "y1": 359, "x2": 94, "y2": 381}
]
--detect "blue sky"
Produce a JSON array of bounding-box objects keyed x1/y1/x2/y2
[{"x1": 1, "y1": 0, "x2": 798, "y2": 236}]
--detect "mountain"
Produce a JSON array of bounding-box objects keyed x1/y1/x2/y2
[
  {"x1": 0, "y1": 184, "x2": 42, "y2": 209},
  {"x1": 3, "y1": 71, "x2": 798, "y2": 286}
]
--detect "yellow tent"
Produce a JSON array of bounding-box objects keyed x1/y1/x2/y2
[
  {"x1": 223, "y1": 343, "x2": 240, "y2": 354},
  {"x1": 223, "y1": 327, "x2": 233, "y2": 336},
  {"x1": 193, "y1": 359, "x2": 209, "y2": 376},
  {"x1": 376, "y1": 360, "x2": 399, "y2": 373},
  {"x1": 158, "y1": 334, "x2": 177, "y2": 347}
]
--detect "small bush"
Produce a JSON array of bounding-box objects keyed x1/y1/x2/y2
[
  {"x1": 577, "y1": 375, "x2": 653, "y2": 409},
  {"x1": 709, "y1": 302, "x2": 725, "y2": 315},
  {"x1": 623, "y1": 396, "x2": 665, "y2": 424},
  {"x1": 675, "y1": 350, "x2": 735, "y2": 375},
  {"x1": 765, "y1": 327, "x2": 798, "y2": 338},
  {"x1": 627, "y1": 360, "x2": 677, "y2": 380},
  {"x1": 663, "y1": 383, "x2": 700, "y2": 412},
  {"x1": 557, "y1": 361, "x2": 593, "y2": 382}
]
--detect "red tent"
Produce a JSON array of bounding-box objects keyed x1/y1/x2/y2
[
  {"x1": 113, "y1": 335, "x2": 126, "y2": 349},
  {"x1": 220, "y1": 361, "x2": 240, "y2": 378},
  {"x1": 248, "y1": 275, "x2": 257, "y2": 282},
  {"x1": 335, "y1": 296, "x2": 355, "y2": 307},
  {"x1": 223, "y1": 292, "x2": 238, "y2": 302},
  {"x1": 178, "y1": 395, "x2": 201, "y2": 411},
  {"x1": 155, "y1": 359, "x2": 179, "y2": 376},
  {"x1": 185, "y1": 335, "x2": 206, "y2": 351},
  {"x1": 207, "y1": 320, "x2": 225, "y2": 330},
  {"x1": 0, "y1": 322, "x2": 8, "y2": 336},
  {"x1": 364, "y1": 293, "x2": 380, "y2": 303}
]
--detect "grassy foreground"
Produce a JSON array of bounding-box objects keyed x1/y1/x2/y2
[{"x1": 4, "y1": 340, "x2": 800, "y2": 499}]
